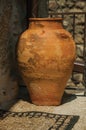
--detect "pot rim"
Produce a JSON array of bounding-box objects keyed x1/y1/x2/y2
[{"x1": 29, "y1": 18, "x2": 62, "y2": 21}]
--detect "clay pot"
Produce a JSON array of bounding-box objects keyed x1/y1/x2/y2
[{"x1": 17, "y1": 18, "x2": 76, "y2": 106}]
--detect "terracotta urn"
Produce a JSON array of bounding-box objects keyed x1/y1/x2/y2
[{"x1": 17, "y1": 18, "x2": 76, "y2": 106}]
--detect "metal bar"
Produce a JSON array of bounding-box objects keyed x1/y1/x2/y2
[
  {"x1": 38, "y1": 0, "x2": 48, "y2": 17},
  {"x1": 83, "y1": 14, "x2": 86, "y2": 57},
  {"x1": 83, "y1": 13, "x2": 86, "y2": 95},
  {"x1": 66, "y1": 87, "x2": 86, "y2": 91},
  {"x1": 62, "y1": 13, "x2": 64, "y2": 19},
  {"x1": 31, "y1": 0, "x2": 39, "y2": 17},
  {"x1": 72, "y1": 13, "x2": 76, "y2": 39},
  {"x1": 62, "y1": 14, "x2": 64, "y2": 26},
  {"x1": 49, "y1": 14, "x2": 52, "y2": 17},
  {"x1": 49, "y1": 12, "x2": 86, "y2": 15},
  {"x1": 83, "y1": 13, "x2": 86, "y2": 59}
]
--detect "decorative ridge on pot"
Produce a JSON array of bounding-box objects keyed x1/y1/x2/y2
[
  {"x1": 17, "y1": 18, "x2": 76, "y2": 106},
  {"x1": 29, "y1": 18, "x2": 63, "y2": 21}
]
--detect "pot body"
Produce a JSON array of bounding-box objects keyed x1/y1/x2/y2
[{"x1": 17, "y1": 18, "x2": 76, "y2": 106}]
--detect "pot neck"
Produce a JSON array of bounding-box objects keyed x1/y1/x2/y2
[{"x1": 28, "y1": 18, "x2": 63, "y2": 29}]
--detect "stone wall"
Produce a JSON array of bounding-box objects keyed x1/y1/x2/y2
[{"x1": 48, "y1": 0, "x2": 86, "y2": 89}]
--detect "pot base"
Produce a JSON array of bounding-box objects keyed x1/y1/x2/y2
[{"x1": 27, "y1": 79, "x2": 64, "y2": 106}]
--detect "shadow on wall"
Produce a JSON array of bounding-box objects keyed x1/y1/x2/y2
[{"x1": 0, "y1": 0, "x2": 27, "y2": 109}]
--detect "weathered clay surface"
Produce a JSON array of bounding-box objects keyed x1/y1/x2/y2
[{"x1": 17, "y1": 18, "x2": 76, "y2": 106}]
